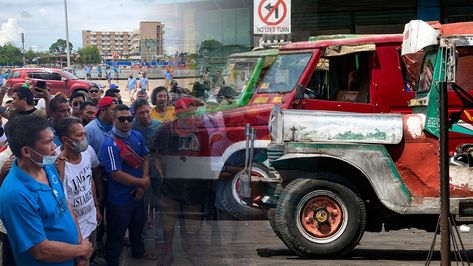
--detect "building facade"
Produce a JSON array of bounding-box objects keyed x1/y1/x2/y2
[
  {"x1": 81, "y1": 21, "x2": 164, "y2": 61},
  {"x1": 139, "y1": 21, "x2": 165, "y2": 63}
]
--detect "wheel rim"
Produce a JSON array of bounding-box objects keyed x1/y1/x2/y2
[
  {"x1": 232, "y1": 166, "x2": 267, "y2": 204},
  {"x1": 296, "y1": 190, "x2": 348, "y2": 244}
]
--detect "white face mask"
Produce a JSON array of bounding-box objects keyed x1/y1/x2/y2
[
  {"x1": 66, "y1": 137, "x2": 88, "y2": 153},
  {"x1": 28, "y1": 147, "x2": 58, "y2": 167}
]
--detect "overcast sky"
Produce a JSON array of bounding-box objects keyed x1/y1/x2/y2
[{"x1": 0, "y1": 0, "x2": 198, "y2": 54}]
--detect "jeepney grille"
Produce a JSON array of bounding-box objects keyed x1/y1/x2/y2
[{"x1": 267, "y1": 149, "x2": 284, "y2": 163}]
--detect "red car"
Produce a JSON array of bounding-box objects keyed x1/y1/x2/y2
[{"x1": 5, "y1": 68, "x2": 101, "y2": 96}]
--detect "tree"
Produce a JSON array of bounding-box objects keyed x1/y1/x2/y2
[
  {"x1": 198, "y1": 39, "x2": 222, "y2": 56},
  {"x1": 49, "y1": 39, "x2": 73, "y2": 54},
  {"x1": 25, "y1": 48, "x2": 39, "y2": 64},
  {"x1": 77, "y1": 45, "x2": 101, "y2": 64},
  {"x1": 0, "y1": 43, "x2": 22, "y2": 65}
]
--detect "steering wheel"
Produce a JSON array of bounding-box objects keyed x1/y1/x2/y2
[{"x1": 304, "y1": 87, "x2": 322, "y2": 99}]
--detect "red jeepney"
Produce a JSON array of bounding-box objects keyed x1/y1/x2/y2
[{"x1": 156, "y1": 34, "x2": 415, "y2": 218}]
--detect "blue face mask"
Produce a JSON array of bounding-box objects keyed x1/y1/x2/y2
[{"x1": 28, "y1": 147, "x2": 58, "y2": 167}]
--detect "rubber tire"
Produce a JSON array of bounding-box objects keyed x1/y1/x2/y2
[
  {"x1": 220, "y1": 163, "x2": 269, "y2": 220},
  {"x1": 275, "y1": 173, "x2": 366, "y2": 258},
  {"x1": 268, "y1": 208, "x2": 285, "y2": 242}
]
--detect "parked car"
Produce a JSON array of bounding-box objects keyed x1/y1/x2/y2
[{"x1": 5, "y1": 68, "x2": 101, "y2": 96}]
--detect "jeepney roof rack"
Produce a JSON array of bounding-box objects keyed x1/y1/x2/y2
[{"x1": 254, "y1": 35, "x2": 291, "y2": 50}]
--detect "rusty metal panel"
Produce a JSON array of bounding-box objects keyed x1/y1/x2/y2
[
  {"x1": 276, "y1": 144, "x2": 411, "y2": 213},
  {"x1": 282, "y1": 110, "x2": 403, "y2": 144}
]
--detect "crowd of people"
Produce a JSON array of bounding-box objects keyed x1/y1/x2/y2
[{"x1": 0, "y1": 67, "x2": 232, "y2": 266}]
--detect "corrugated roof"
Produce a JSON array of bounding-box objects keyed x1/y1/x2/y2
[{"x1": 439, "y1": 21, "x2": 473, "y2": 37}]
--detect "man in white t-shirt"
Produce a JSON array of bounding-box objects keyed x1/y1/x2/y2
[{"x1": 55, "y1": 117, "x2": 102, "y2": 264}]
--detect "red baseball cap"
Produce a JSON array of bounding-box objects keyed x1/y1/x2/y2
[
  {"x1": 96, "y1": 96, "x2": 115, "y2": 115},
  {"x1": 175, "y1": 97, "x2": 198, "y2": 112}
]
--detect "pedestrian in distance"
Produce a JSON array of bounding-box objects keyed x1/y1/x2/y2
[
  {"x1": 140, "y1": 72, "x2": 149, "y2": 91},
  {"x1": 105, "y1": 66, "x2": 112, "y2": 88},
  {"x1": 85, "y1": 64, "x2": 92, "y2": 80},
  {"x1": 97, "y1": 65, "x2": 103, "y2": 79}
]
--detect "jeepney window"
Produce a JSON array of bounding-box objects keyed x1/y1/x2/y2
[
  {"x1": 220, "y1": 58, "x2": 259, "y2": 96},
  {"x1": 305, "y1": 52, "x2": 371, "y2": 103},
  {"x1": 257, "y1": 53, "x2": 312, "y2": 93},
  {"x1": 417, "y1": 49, "x2": 437, "y2": 93},
  {"x1": 455, "y1": 47, "x2": 473, "y2": 90}
]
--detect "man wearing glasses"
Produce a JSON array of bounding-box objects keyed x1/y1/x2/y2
[
  {"x1": 69, "y1": 92, "x2": 87, "y2": 118},
  {"x1": 88, "y1": 86, "x2": 102, "y2": 106},
  {"x1": 99, "y1": 104, "x2": 155, "y2": 265}
]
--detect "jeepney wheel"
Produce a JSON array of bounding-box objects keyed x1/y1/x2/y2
[
  {"x1": 268, "y1": 208, "x2": 285, "y2": 242},
  {"x1": 220, "y1": 163, "x2": 268, "y2": 220},
  {"x1": 275, "y1": 175, "x2": 366, "y2": 258}
]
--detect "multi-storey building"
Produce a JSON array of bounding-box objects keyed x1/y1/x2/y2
[
  {"x1": 139, "y1": 21, "x2": 165, "y2": 62},
  {"x1": 82, "y1": 21, "x2": 164, "y2": 61}
]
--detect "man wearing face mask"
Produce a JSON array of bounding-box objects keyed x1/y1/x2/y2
[
  {"x1": 55, "y1": 117, "x2": 103, "y2": 265},
  {"x1": 99, "y1": 104, "x2": 155, "y2": 265},
  {"x1": 0, "y1": 116, "x2": 93, "y2": 265}
]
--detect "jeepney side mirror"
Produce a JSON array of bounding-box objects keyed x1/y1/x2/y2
[{"x1": 295, "y1": 84, "x2": 305, "y2": 100}]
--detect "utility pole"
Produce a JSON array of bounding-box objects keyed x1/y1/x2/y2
[
  {"x1": 21, "y1": 33, "x2": 25, "y2": 66},
  {"x1": 64, "y1": 0, "x2": 71, "y2": 68}
]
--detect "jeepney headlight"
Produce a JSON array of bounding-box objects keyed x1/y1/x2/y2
[{"x1": 269, "y1": 105, "x2": 283, "y2": 144}]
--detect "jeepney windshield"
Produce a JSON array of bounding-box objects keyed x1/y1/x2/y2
[
  {"x1": 417, "y1": 47, "x2": 473, "y2": 94},
  {"x1": 417, "y1": 48, "x2": 437, "y2": 94},
  {"x1": 455, "y1": 47, "x2": 473, "y2": 90},
  {"x1": 220, "y1": 58, "x2": 259, "y2": 96},
  {"x1": 257, "y1": 53, "x2": 312, "y2": 93}
]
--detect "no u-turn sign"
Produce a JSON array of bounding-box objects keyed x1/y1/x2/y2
[{"x1": 254, "y1": 0, "x2": 291, "y2": 34}]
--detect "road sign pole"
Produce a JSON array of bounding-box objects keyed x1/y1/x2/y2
[{"x1": 439, "y1": 80, "x2": 451, "y2": 266}]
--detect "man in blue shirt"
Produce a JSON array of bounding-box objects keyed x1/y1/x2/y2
[
  {"x1": 85, "y1": 64, "x2": 92, "y2": 80},
  {"x1": 97, "y1": 65, "x2": 103, "y2": 79},
  {"x1": 127, "y1": 73, "x2": 137, "y2": 94},
  {"x1": 140, "y1": 72, "x2": 149, "y2": 91},
  {"x1": 163, "y1": 68, "x2": 172, "y2": 90},
  {"x1": 86, "y1": 96, "x2": 116, "y2": 155},
  {"x1": 0, "y1": 116, "x2": 93, "y2": 266},
  {"x1": 0, "y1": 69, "x2": 3, "y2": 89},
  {"x1": 105, "y1": 66, "x2": 112, "y2": 88},
  {"x1": 99, "y1": 104, "x2": 155, "y2": 265},
  {"x1": 113, "y1": 65, "x2": 119, "y2": 81}
]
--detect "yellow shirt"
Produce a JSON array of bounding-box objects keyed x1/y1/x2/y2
[{"x1": 150, "y1": 106, "x2": 176, "y2": 123}]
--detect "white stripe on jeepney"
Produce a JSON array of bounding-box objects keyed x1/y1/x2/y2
[{"x1": 160, "y1": 140, "x2": 270, "y2": 180}]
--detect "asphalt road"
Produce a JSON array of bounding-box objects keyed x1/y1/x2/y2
[{"x1": 121, "y1": 219, "x2": 473, "y2": 266}]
